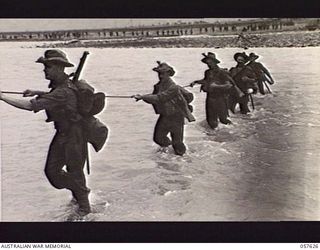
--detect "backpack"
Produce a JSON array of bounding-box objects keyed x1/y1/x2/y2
[{"x1": 73, "y1": 79, "x2": 109, "y2": 152}]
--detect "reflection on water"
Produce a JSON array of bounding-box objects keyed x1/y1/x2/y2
[{"x1": 0, "y1": 42, "x2": 319, "y2": 221}]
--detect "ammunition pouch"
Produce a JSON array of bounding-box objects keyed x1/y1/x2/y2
[{"x1": 82, "y1": 116, "x2": 108, "y2": 152}]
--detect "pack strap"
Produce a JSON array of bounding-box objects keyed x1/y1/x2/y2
[{"x1": 85, "y1": 143, "x2": 90, "y2": 175}]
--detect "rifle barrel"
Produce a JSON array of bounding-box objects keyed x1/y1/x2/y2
[
  {"x1": 263, "y1": 81, "x2": 272, "y2": 94},
  {"x1": 73, "y1": 51, "x2": 89, "y2": 82},
  {"x1": 249, "y1": 94, "x2": 255, "y2": 110}
]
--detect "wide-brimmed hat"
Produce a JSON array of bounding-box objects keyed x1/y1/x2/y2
[
  {"x1": 233, "y1": 52, "x2": 249, "y2": 62},
  {"x1": 249, "y1": 52, "x2": 259, "y2": 60},
  {"x1": 201, "y1": 52, "x2": 220, "y2": 64},
  {"x1": 36, "y1": 49, "x2": 74, "y2": 67},
  {"x1": 153, "y1": 61, "x2": 175, "y2": 76}
]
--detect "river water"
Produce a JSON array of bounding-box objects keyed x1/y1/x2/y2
[{"x1": 0, "y1": 42, "x2": 319, "y2": 221}]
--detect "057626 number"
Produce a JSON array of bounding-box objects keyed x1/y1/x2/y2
[{"x1": 300, "y1": 244, "x2": 319, "y2": 248}]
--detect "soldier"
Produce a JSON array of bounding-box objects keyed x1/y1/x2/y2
[
  {"x1": 0, "y1": 50, "x2": 91, "y2": 215},
  {"x1": 190, "y1": 52, "x2": 234, "y2": 130},
  {"x1": 133, "y1": 61, "x2": 195, "y2": 156},
  {"x1": 248, "y1": 52, "x2": 274, "y2": 95},
  {"x1": 229, "y1": 52, "x2": 258, "y2": 114}
]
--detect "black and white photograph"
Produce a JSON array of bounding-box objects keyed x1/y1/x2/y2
[{"x1": 0, "y1": 17, "x2": 319, "y2": 228}]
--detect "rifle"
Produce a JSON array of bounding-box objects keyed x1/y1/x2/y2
[
  {"x1": 261, "y1": 73, "x2": 274, "y2": 94},
  {"x1": 72, "y1": 51, "x2": 91, "y2": 175},
  {"x1": 249, "y1": 94, "x2": 255, "y2": 110},
  {"x1": 232, "y1": 59, "x2": 255, "y2": 79},
  {"x1": 263, "y1": 81, "x2": 272, "y2": 94},
  {"x1": 70, "y1": 51, "x2": 89, "y2": 83}
]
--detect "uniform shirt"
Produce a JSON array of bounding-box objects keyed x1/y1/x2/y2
[
  {"x1": 200, "y1": 68, "x2": 233, "y2": 98},
  {"x1": 31, "y1": 77, "x2": 80, "y2": 132},
  {"x1": 143, "y1": 78, "x2": 193, "y2": 117}
]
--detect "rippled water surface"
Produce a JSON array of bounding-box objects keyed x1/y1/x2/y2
[{"x1": 0, "y1": 42, "x2": 319, "y2": 221}]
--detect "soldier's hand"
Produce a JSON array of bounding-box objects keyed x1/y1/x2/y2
[
  {"x1": 190, "y1": 81, "x2": 198, "y2": 87},
  {"x1": 247, "y1": 88, "x2": 254, "y2": 94},
  {"x1": 0, "y1": 90, "x2": 3, "y2": 100},
  {"x1": 132, "y1": 94, "x2": 143, "y2": 102},
  {"x1": 23, "y1": 89, "x2": 37, "y2": 97}
]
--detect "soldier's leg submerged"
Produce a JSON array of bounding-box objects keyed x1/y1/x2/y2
[
  {"x1": 257, "y1": 80, "x2": 265, "y2": 95},
  {"x1": 170, "y1": 118, "x2": 186, "y2": 156},
  {"x1": 153, "y1": 116, "x2": 171, "y2": 147},
  {"x1": 206, "y1": 98, "x2": 219, "y2": 129},
  {"x1": 45, "y1": 129, "x2": 90, "y2": 214},
  {"x1": 65, "y1": 126, "x2": 90, "y2": 214},
  {"x1": 218, "y1": 97, "x2": 232, "y2": 125},
  {"x1": 228, "y1": 87, "x2": 240, "y2": 113},
  {"x1": 239, "y1": 95, "x2": 250, "y2": 114},
  {"x1": 228, "y1": 95, "x2": 238, "y2": 114}
]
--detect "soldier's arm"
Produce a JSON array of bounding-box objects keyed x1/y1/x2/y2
[
  {"x1": 190, "y1": 79, "x2": 204, "y2": 87},
  {"x1": 198, "y1": 70, "x2": 212, "y2": 85},
  {"x1": 191, "y1": 70, "x2": 211, "y2": 87},
  {"x1": 0, "y1": 91, "x2": 33, "y2": 111},
  {"x1": 226, "y1": 73, "x2": 236, "y2": 85},
  {"x1": 23, "y1": 89, "x2": 48, "y2": 97},
  {"x1": 194, "y1": 79, "x2": 207, "y2": 85},
  {"x1": 29, "y1": 88, "x2": 68, "y2": 112},
  {"x1": 136, "y1": 85, "x2": 179, "y2": 104},
  {"x1": 139, "y1": 94, "x2": 159, "y2": 104}
]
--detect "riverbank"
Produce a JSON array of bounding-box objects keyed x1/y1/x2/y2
[{"x1": 37, "y1": 30, "x2": 320, "y2": 48}]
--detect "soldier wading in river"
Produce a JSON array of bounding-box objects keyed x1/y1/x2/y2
[
  {"x1": 133, "y1": 61, "x2": 195, "y2": 156},
  {"x1": 248, "y1": 52, "x2": 274, "y2": 95},
  {"x1": 229, "y1": 52, "x2": 258, "y2": 114},
  {"x1": 190, "y1": 52, "x2": 234, "y2": 130},
  {"x1": 0, "y1": 50, "x2": 106, "y2": 216}
]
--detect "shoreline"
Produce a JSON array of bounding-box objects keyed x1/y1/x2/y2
[{"x1": 34, "y1": 30, "x2": 320, "y2": 49}]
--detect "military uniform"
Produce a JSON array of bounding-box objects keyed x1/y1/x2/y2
[
  {"x1": 137, "y1": 62, "x2": 194, "y2": 156},
  {"x1": 229, "y1": 52, "x2": 258, "y2": 114},
  {"x1": 30, "y1": 74, "x2": 90, "y2": 211},
  {"x1": 193, "y1": 53, "x2": 233, "y2": 129},
  {"x1": 0, "y1": 50, "x2": 108, "y2": 215},
  {"x1": 248, "y1": 53, "x2": 274, "y2": 95},
  {"x1": 200, "y1": 68, "x2": 233, "y2": 129},
  {"x1": 32, "y1": 50, "x2": 90, "y2": 214}
]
